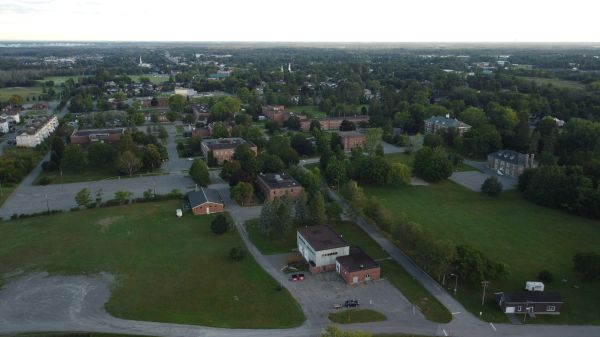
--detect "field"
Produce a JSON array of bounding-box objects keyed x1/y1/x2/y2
[
  {"x1": 385, "y1": 153, "x2": 475, "y2": 173},
  {"x1": 0, "y1": 86, "x2": 44, "y2": 101},
  {"x1": 328, "y1": 309, "x2": 387, "y2": 324},
  {"x1": 0, "y1": 201, "x2": 305, "y2": 328},
  {"x1": 127, "y1": 74, "x2": 170, "y2": 84},
  {"x1": 516, "y1": 76, "x2": 585, "y2": 90},
  {"x1": 286, "y1": 105, "x2": 326, "y2": 118},
  {"x1": 245, "y1": 219, "x2": 452, "y2": 322},
  {"x1": 0, "y1": 185, "x2": 16, "y2": 207},
  {"x1": 364, "y1": 180, "x2": 600, "y2": 324},
  {"x1": 39, "y1": 76, "x2": 83, "y2": 85}
]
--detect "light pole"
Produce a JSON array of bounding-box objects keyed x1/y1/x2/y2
[
  {"x1": 481, "y1": 280, "x2": 490, "y2": 306},
  {"x1": 450, "y1": 273, "x2": 458, "y2": 296}
]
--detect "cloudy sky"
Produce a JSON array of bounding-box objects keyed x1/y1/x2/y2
[{"x1": 1, "y1": 0, "x2": 599, "y2": 42}]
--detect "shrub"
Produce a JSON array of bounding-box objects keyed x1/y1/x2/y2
[
  {"x1": 38, "y1": 176, "x2": 52, "y2": 185},
  {"x1": 538, "y1": 269, "x2": 554, "y2": 283},
  {"x1": 230, "y1": 246, "x2": 247, "y2": 261},
  {"x1": 41, "y1": 160, "x2": 58, "y2": 172},
  {"x1": 211, "y1": 213, "x2": 230, "y2": 235},
  {"x1": 481, "y1": 176, "x2": 503, "y2": 197}
]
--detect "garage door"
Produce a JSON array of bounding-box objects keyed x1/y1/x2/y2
[{"x1": 505, "y1": 307, "x2": 515, "y2": 314}]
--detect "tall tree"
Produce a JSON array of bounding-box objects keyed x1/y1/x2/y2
[
  {"x1": 117, "y1": 151, "x2": 142, "y2": 176},
  {"x1": 189, "y1": 159, "x2": 210, "y2": 186},
  {"x1": 308, "y1": 191, "x2": 326, "y2": 225}
]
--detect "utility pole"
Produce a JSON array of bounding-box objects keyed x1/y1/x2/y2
[
  {"x1": 450, "y1": 273, "x2": 458, "y2": 296},
  {"x1": 481, "y1": 280, "x2": 490, "y2": 306}
]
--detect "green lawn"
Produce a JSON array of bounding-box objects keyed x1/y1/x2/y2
[
  {"x1": 39, "y1": 76, "x2": 83, "y2": 85},
  {"x1": 364, "y1": 180, "x2": 600, "y2": 324},
  {"x1": 0, "y1": 185, "x2": 16, "y2": 207},
  {"x1": 0, "y1": 86, "x2": 44, "y2": 101},
  {"x1": 328, "y1": 309, "x2": 387, "y2": 324},
  {"x1": 0, "y1": 201, "x2": 305, "y2": 328},
  {"x1": 286, "y1": 105, "x2": 327, "y2": 118},
  {"x1": 35, "y1": 167, "x2": 119, "y2": 185},
  {"x1": 245, "y1": 219, "x2": 452, "y2": 322},
  {"x1": 385, "y1": 153, "x2": 415, "y2": 168},
  {"x1": 127, "y1": 74, "x2": 170, "y2": 84},
  {"x1": 516, "y1": 76, "x2": 585, "y2": 90}
]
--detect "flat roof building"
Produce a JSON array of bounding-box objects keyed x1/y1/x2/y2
[
  {"x1": 336, "y1": 246, "x2": 381, "y2": 284},
  {"x1": 339, "y1": 131, "x2": 365, "y2": 150},
  {"x1": 70, "y1": 128, "x2": 125, "y2": 145},
  {"x1": 201, "y1": 137, "x2": 257, "y2": 164},
  {"x1": 257, "y1": 173, "x2": 303, "y2": 201},
  {"x1": 297, "y1": 225, "x2": 350, "y2": 274},
  {"x1": 424, "y1": 115, "x2": 471, "y2": 135}
]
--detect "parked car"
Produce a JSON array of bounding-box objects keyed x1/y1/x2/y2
[
  {"x1": 333, "y1": 303, "x2": 343, "y2": 309},
  {"x1": 290, "y1": 273, "x2": 305, "y2": 282},
  {"x1": 344, "y1": 299, "x2": 359, "y2": 308}
]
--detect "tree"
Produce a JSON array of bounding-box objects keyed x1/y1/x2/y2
[
  {"x1": 291, "y1": 133, "x2": 315, "y2": 156},
  {"x1": 211, "y1": 122, "x2": 230, "y2": 138},
  {"x1": 117, "y1": 151, "x2": 142, "y2": 176},
  {"x1": 264, "y1": 120, "x2": 281, "y2": 134},
  {"x1": 88, "y1": 142, "x2": 116, "y2": 167},
  {"x1": 119, "y1": 132, "x2": 136, "y2": 154},
  {"x1": 114, "y1": 190, "x2": 133, "y2": 204},
  {"x1": 363, "y1": 128, "x2": 383, "y2": 154},
  {"x1": 481, "y1": 176, "x2": 503, "y2": 197},
  {"x1": 308, "y1": 191, "x2": 326, "y2": 225},
  {"x1": 234, "y1": 144, "x2": 259, "y2": 175},
  {"x1": 326, "y1": 202, "x2": 343, "y2": 221},
  {"x1": 168, "y1": 94, "x2": 187, "y2": 112},
  {"x1": 339, "y1": 119, "x2": 356, "y2": 131},
  {"x1": 229, "y1": 246, "x2": 247, "y2": 261},
  {"x1": 284, "y1": 115, "x2": 301, "y2": 130},
  {"x1": 423, "y1": 133, "x2": 444, "y2": 148},
  {"x1": 62, "y1": 145, "x2": 87, "y2": 171},
  {"x1": 538, "y1": 270, "x2": 554, "y2": 283},
  {"x1": 8, "y1": 94, "x2": 23, "y2": 106},
  {"x1": 387, "y1": 162, "x2": 411, "y2": 186},
  {"x1": 189, "y1": 159, "x2": 210, "y2": 186},
  {"x1": 452, "y1": 244, "x2": 508, "y2": 284},
  {"x1": 211, "y1": 96, "x2": 241, "y2": 121},
  {"x1": 211, "y1": 213, "x2": 230, "y2": 235},
  {"x1": 142, "y1": 144, "x2": 163, "y2": 171},
  {"x1": 220, "y1": 160, "x2": 241, "y2": 180},
  {"x1": 459, "y1": 107, "x2": 487, "y2": 128},
  {"x1": 573, "y1": 252, "x2": 600, "y2": 280},
  {"x1": 231, "y1": 181, "x2": 254, "y2": 205},
  {"x1": 259, "y1": 197, "x2": 293, "y2": 239},
  {"x1": 340, "y1": 180, "x2": 366, "y2": 218},
  {"x1": 75, "y1": 188, "x2": 92, "y2": 208},
  {"x1": 325, "y1": 156, "x2": 348, "y2": 187},
  {"x1": 158, "y1": 125, "x2": 169, "y2": 141},
  {"x1": 50, "y1": 137, "x2": 65, "y2": 164},
  {"x1": 295, "y1": 191, "x2": 310, "y2": 225},
  {"x1": 413, "y1": 147, "x2": 453, "y2": 182}
]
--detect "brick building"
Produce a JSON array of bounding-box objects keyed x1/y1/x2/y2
[
  {"x1": 339, "y1": 131, "x2": 365, "y2": 150},
  {"x1": 336, "y1": 247, "x2": 381, "y2": 284},
  {"x1": 487, "y1": 150, "x2": 537, "y2": 178},
  {"x1": 300, "y1": 115, "x2": 370, "y2": 131},
  {"x1": 201, "y1": 137, "x2": 257, "y2": 164},
  {"x1": 187, "y1": 188, "x2": 224, "y2": 215},
  {"x1": 297, "y1": 225, "x2": 350, "y2": 274},
  {"x1": 424, "y1": 115, "x2": 471, "y2": 136},
  {"x1": 262, "y1": 105, "x2": 286, "y2": 122},
  {"x1": 257, "y1": 173, "x2": 303, "y2": 201},
  {"x1": 70, "y1": 128, "x2": 125, "y2": 145},
  {"x1": 31, "y1": 102, "x2": 49, "y2": 110}
]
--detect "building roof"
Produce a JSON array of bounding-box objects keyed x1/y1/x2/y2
[
  {"x1": 72, "y1": 128, "x2": 125, "y2": 137},
  {"x1": 339, "y1": 131, "x2": 365, "y2": 139},
  {"x1": 201, "y1": 137, "x2": 254, "y2": 150},
  {"x1": 298, "y1": 225, "x2": 348, "y2": 252},
  {"x1": 425, "y1": 115, "x2": 470, "y2": 129},
  {"x1": 498, "y1": 291, "x2": 563, "y2": 304},
  {"x1": 320, "y1": 115, "x2": 369, "y2": 122},
  {"x1": 188, "y1": 188, "x2": 223, "y2": 208},
  {"x1": 257, "y1": 173, "x2": 301, "y2": 190},
  {"x1": 336, "y1": 246, "x2": 379, "y2": 272},
  {"x1": 488, "y1": 150, "x2": 532, "y2": 165}
]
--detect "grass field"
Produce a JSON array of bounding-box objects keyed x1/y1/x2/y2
[
  {"x1": 0, "y1": 185, "x2": 16, "y2": 207},
  {"x1": 245, "y1": 219, "x2": 452, "y2": 322},
  {"x1": 39, "y1": 76, "x2": 83, "y2": 85},
  {"x1": 385, "y1": 153, "x2": 415, "y2": 167},
  {"x1": 127, "y1": 74, "x2": 170, "y2": 84},
  {"x1": 35, "y1": 167, "x2": 119, "y2": 185},
  {"x1": 0, "y1": 86, "x2": 44, "y2": 101},
  {"x1": 364, "y1": 180, "x2": 600, "y2": 324},
  {"x1": 0, "y1": 201, "x2": 305, "y2": 328},
  {"x1": 328, "y1": 309, "x2": 387, "y2": 324},
  {"x1": 286, "y1": 105, "x2": 327, "y2": 118},
  {"x1": 516, "y1": 76, "x2": 585, "y2": 90}
]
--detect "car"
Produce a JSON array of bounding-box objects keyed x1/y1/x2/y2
[
  {"x1": 290, "y1": 274, "x2": 299, "y2": 281},
  {"x1": 344, "y1": 299, "x2": 359, "y2": 308},
  {"x1": 333, "y1": 303, "x2": 343, "y2": 309},
  {"x1": 298, "y1": 273, "x2": 305, "y2": 280},
  {"x1": 188, "y1": 157, "x2": 193, "y2": 161}
]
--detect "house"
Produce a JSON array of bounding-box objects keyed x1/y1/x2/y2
[
  {"x1": 1, "y1": 105, "x2": 21, "y2": 124},
  {"x1": 424, "y1": 115, "x2": 471, "y2": 136},
  {"x1": 496, "y1": 292, "x2": 563, "y2": 316},
  {"x1": 257, "y1": 173, "x2": 303, "y2": 201},
  {"x1": 31, "y1": 102, "x2": 49, "y2": 110},
  {"x1": 0, "y1": 117, "x2": 9, "y2": 134},
  {"x1": 187, "y1": 188, "x2": 224, "y2": 215},
  {"x1": 336, "y1": 246, "x2": 381, "y2": 284},
  {"x1": 262, "y1": 105, "x2": 286, "y2": 123},
  {"x1": 70, "y1": 128, "x2": 125, "y2": 145},
  {"x1": 192, "y1": 127, "x2": 211, "y2": 138},
  {"x1": 297, "y1": 225, "x2": 350, "y2": 273},
  {"x1": 201, "y1": 138, "x2": 257, "y2": 164},
  {"x1": 191, "y1": 104, "x2": 210, "y2": 124},
  {"x1": 174, "y1": 87, "x2": 197, "y2": 97},
  {"x1": 487, "y1": 150, "x2": 537, "y2": 178},
  {"x1": 300, "y1": 115, "x2": 370, "y2": 132},
  {"x1": 16, "y1": 115, "x2": 59, "y2": 147},
  {"x1": 339, "y1": 131, "x2": 365, "y2": 150}
]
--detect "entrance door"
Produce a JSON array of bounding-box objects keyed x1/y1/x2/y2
[
  {"x1": 352, "y1": 276, "x2": 358, "y2": 284},
  {"x1": 365, "y1": 274, "x2": 371, "y2": 281}
]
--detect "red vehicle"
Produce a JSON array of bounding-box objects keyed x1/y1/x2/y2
[
  {"x1": 298, "y1": 273, "x2": 305, "y2": 280},
  {"x1": 290, "y1": 273, "x2": 305, "y2": 282}
]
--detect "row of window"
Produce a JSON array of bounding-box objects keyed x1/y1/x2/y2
[
  {"x1": 515, "y1": 305, "x2": 555, "y2": 312},
  {"x1": 321, "y1": 251, "x2": 338, "y2": 257}
]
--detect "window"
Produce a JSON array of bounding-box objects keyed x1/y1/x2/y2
[
  {"x1": 547, "y1": 305, "x2": 556, "y2": 312},
  {"x1": 517, "y1": 306, "x2": 522, "y2": 311},
  {"x1": 321, "y1": 251, "x2": 338, "y2": 257}
]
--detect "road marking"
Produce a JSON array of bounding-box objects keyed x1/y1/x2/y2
[
  {"x1": 442, "y1": 329, "x2": 448, "y2": 336},
  {"x1": 490, "y1": 323, "x2": 497, "y2": 331},
  {"x1": 451, "y1": 311, "x2": 461, "y2": 315}
]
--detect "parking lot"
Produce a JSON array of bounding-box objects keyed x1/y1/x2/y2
[{"x1": 450, "y1": 160, "x2": 518, "y2": 192}]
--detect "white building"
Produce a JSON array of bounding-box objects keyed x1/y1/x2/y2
[
  {"x1": 0, "y1": 117, "x2": 8, "y2": 134},
  {"x1": 16, "y1": 115, "x2": 58, "y2": 147},
  {"x1": 174, "y1": 87, "x2": 197, "y2": 97},
  {"x1": 297, "y1": 225, "x2": 350, "y2": 273}
]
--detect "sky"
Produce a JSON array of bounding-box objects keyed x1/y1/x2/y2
[{"x1": 1, "y1": 0, "x2": 599, "y2": 42}]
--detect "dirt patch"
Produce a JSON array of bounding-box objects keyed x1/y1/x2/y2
[{"x1": 97, "y1": 216, "x2": 123, "y2": 232}]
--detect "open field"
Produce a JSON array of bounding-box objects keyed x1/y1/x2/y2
[
  {"x1": 34, "y1": 167, "x2": 166, "y2": 185},
  {"x1": 0, "y1": 201, "x2": 305, "y2": 328},
  {"x1": 245, "y1": 219, "x2": 452, "y2": 322},
  {"x1": 286, "y1": 105, "x2": 326, "y2": 118},
  {"x1": 516, "y1": 76, "x2": 585, "y2": 90},
  {"x1": 0, "y1": 185, "x2": 16, "y2": 207},
  {"x1": 385, "y1": 153, "x2": 415, "y2": 167},
  {"x1": 328, "y1": 309, "x2": 387, "y2": 324},
  {"x1": 364, "y1": 180, "x2": 600, "y2": 324},
  {"x1": 127, "y1": 74, "x2": 170, "y2": 84},
  {"x1": 39, "y1": 76, "x2": 84, "y2": 85},
  {"x1": 0, "y1": 86, "x2": 44, "y2": 101}
]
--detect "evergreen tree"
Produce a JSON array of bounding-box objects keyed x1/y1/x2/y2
[{"x1": 308, "y1": 191, "x2": 326, "y2": 225}]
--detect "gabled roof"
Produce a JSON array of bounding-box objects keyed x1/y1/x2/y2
[
  {"x1": 488, "y1": 150, "x2": 532, "y2": 165},
  {"x1": 298, "y1": 225, "x2": 348, "y2": 251},
  {"x1": 498, "y1": 291, "x2": 563, "y2": 304},
  {"x1": 425, "y1": 115, "x2": 470, "y2": 128},
  {"x1": 188, "y1": 188, "x2": 223, "y2": 208}
]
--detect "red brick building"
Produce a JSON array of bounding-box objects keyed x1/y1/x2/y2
[
  {"x1": 262, "y1": 105, "x2": 286, "y2": 123},
  {"x1": 188, "y1": 188, "x2": 224, "y2": 215},
  {"x1": 70, "y1": 128, "x2": 125, "y2": 145},
  {"x1": 31, "y1": 102, "x2": 49, "y2": 110},
  {"x1": 336, "y1": 247, "x2": 381, "y2": 284},
  {"x1": 300, "y1": 115, "x2": 370, "y2": 131},
  {"x1": 257, "y1": 173, "x2": 303, "y2": 201},
  {"x1": 201, "y1": 138, "x2": 257, "y2": 164},
  {"x1": 340, "y1": 131, "x2": 365, "y2": 150}
]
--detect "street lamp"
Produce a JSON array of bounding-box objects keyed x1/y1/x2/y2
[{"x1": 450, "y1": 273, "x2": 458, "y2": 296}]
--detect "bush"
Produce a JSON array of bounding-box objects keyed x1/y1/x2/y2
[
  {"x1": 38, "y1": 176, "x2": 52, "y2": 185},
  {"x1": 41, "y1": 160, "x2": 58, "y2": 172},
  {"x1": 481, "y1": 176, "x2": 503, "y2": 197},
  {"x1": 230, "y1": 246, "x2": 247, "y2": 261},
  {"x1": 211, "y1": 213, "x2": 230, "y2": 235},
  {"x1": 538, "y1": 269, "x2": 554, "y2": 283}
]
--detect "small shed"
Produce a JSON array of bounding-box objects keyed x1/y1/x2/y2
[
  {"x1": 496, "y1": 291, "x2": 563, "y2": 316},
  {"x1": 187, "y1": 188, "x2": 224, "y2": 215}
]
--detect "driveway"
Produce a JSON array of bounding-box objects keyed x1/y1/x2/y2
[{"x1": 450, "y1": 160, "x2": 517, "y2": 191}]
